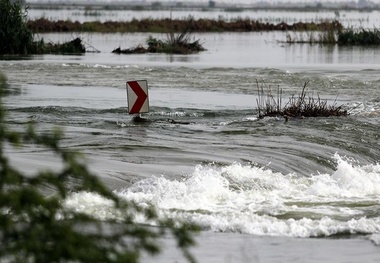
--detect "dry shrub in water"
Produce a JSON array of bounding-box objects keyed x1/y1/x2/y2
[{"x1": 256, "y1": 80, "x2": 348, "y2": 119}]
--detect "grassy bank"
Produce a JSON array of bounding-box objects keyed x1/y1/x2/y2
[
  {"x1": 338, "y1": 28, "x2": 380, "y2": 45},
  {"x1": 27, "y1": 18, "x2": 343, "y2": 33},
  {"x1": 285, "y1": 28, "x2": 380, "y2": 45}
]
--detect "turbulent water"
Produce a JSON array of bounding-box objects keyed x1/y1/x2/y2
[{"x1": 1, "y1": 14, "x2": 380, "y2": 262}]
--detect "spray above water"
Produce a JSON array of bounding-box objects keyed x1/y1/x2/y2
[{"x1": 64, "y1": 154, "x2": 380, "y2": 238}]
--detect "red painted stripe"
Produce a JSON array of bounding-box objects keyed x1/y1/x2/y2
[{"x1": 128, "y1": 81, "x2": 147, "y2": 114}]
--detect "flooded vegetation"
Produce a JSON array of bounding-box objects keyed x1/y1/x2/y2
[
  {"x1": 285, "y1": 28, "x2": 380, "y2": 45},
  {"x1": 112, "y1": 18, "x2": 206, "y2": 54},
  {"x1": 42, "y1": 37, "x2": 86, "y2": 54},
  {"x1": 3, "y1": 0, "x2": 379, "y2": 56},
  {"x1": 338, "y1": 28, "x2": 380, "y2": 45},
  {"x1": 2, "y1": 2, "x2": 380, "y2": 263},
  {"x1": 256, "y1": 81, "x2": 348, "y2": 120},
  {"x1": 27, "y1": 17, "x2": 343, "y2": 33}
]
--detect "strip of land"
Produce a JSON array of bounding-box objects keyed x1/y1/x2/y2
[{"x1": 27, "y1": 18, "x2": 343, "y2": 33}]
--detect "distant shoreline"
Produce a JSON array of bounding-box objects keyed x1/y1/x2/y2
[
  {"x1": 26, "y1": 2, "x2": 380, "y2": 12},
  {"x1": 27, "y1": 18, "x2": 343, "y2": 33}
]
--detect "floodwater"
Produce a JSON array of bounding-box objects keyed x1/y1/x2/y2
[
  {"x1": 1, "y1": 8, "x2": 380, "y2": 263},
  {"x1": 28, "y1": 7, "x2": 380, "y2": 29}
]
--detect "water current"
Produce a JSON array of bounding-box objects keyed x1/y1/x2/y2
[{"x1": 1, "y1": 8, "x2": 380, "y2": 263}]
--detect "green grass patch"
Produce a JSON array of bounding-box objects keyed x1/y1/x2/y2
[
  {"x1": 338, "y1": 28, "x2": 380, "y2": 45},
  {"x1": 285, "y1": 28, "x2": 380, "y2": 46},
  {"x1": 112, "y1": 17, "x2": 206, "y2": 54}
]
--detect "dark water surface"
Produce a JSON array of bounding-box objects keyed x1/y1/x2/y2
[{"x1": 1, "y1": 31, "x2": 380, "y2": 262}]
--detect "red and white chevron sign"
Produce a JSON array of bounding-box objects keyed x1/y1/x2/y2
[{"x1": 126, "y1": 80, "x2": 149, "y2": 114}]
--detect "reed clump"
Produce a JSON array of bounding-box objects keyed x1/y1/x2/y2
[
  {"x1": 256, "y1": 80, "x2": 348, "y2": 119},
  {"x1": 285, "y1": 28, "x2": 380, "y2": 46},
  {"x1": 29, "y1": 37, "x2": 86, "y2": 54},
  {"x1": 147, "y1": 17, "x2": 205, "y2": 54},
  {"x1": 285, "y1": 28, "x2": 337, "y2": 44},
  {"x1": 112, "y1": 17, "x2": 205, "y2": 54},
  {"x1": 338, "y1": 28, "x2": 380, "y2": 45}
]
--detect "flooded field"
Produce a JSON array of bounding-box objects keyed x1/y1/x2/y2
[{"x1": 1, "y1": 7, "x2": 380, "y2": 263}]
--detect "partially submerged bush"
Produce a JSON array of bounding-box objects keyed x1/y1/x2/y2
[
  {"x1": 113, "y1": 17, "x2": 206, "y2": 55},
  {"x1": 338, "y1": 28, "x2": 380, "y2": 45},
  {"x1": 42, "y1": 37, "x2": 86, "y2": 54},
  {"x1": 146, "y1": 34, "x2": 205, "y2": 54},
  {"x1": 285, "y1": 28, "x2": 380, "y2": 46},
  {"x1": 256, "y1": 80, "x2": 348, "y2": 119}
]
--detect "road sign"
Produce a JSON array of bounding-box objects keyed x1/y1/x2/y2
[{"x1": 126, "y1": 80, "x2": 149, "y2": 114}]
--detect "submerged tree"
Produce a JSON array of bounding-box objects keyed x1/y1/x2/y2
[{"x1": 0, "y1": 72, "x2": 197, "y2": 262}]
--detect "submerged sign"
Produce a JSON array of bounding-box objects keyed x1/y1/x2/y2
[{"x1": 126, "y1": 80, "x2": 149, "y2": 114}]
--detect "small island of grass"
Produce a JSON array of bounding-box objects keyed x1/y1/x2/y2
[
  {"x1": 112, "y1": 18, "x2": 206, "y2": 55},
  {"x1": 286, "y1": 28, "x2": 380, "y2": 45},
  {"x1": 256, "y1": 81, "x2": 348, "y2": 120}
]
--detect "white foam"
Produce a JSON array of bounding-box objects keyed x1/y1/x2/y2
[
  {"x1": 62, "y1": 154, "x2": 380, "y2": 238},
  {"x1": 330, "y1": 153, "x2": 380, "y2": 196},
  {"x1": 369, "y1": 233, "x2": 380, "y2": 246},
  {"x1": 350, "y1": 101, "x2": 380, "y2": 117},
  {"x1": 63, "y1": 192, "x2": 117, "y2": 220}
]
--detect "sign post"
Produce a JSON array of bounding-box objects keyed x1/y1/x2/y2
[{"x1": 126, "y1": 80, "x2": 149, "y2": 116}]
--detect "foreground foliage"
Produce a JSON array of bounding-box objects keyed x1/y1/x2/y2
[
  {"x1": 256, "y1": 80, "x2": 348, "y2": 119},
  {"x1": 0, "y1": 72, "x2": 197, "y2": 262}
]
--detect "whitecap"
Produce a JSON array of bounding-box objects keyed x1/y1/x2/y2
[{"x1": 63, "y1": 155, "x2": 380, "y2": 238}]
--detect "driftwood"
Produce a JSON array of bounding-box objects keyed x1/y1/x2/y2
[
  {"x1": 256, "y1": 80, "x2": 348, "y2": 120},
  {"x1": 112, "y1": 45, "x2": 147, "y2": 54}
]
